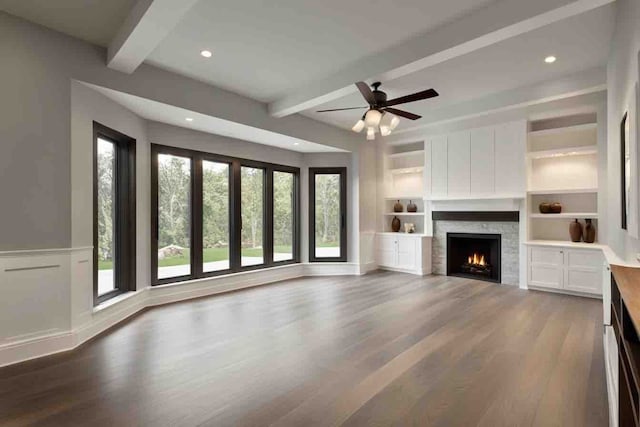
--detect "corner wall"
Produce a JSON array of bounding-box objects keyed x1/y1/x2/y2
[{"x1": 606, "y1": 0, "x2": 640, "y2": 261}]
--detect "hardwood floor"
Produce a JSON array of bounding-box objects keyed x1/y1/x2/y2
[{"x1": 0, "y1": 271, "x2": 608, "y2": 426}]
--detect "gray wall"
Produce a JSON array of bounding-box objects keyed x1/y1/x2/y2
[
  {"x1": 606, "y1": 0, "x2": 640, "y2": 261},
  {"x1": 0, "y1": 12, "x2": 359, "y2": 250}
]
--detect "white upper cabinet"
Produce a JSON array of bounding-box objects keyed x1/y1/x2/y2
[
  {"x1": 447, "y1": 131, "x2": 470, "y2": 197},
  {"x1": 470, "y1": 127, "x2": 495, "y2": 196},
  {"x1": 494, "y1": 121, "x2": 526, "y2": 195},
  {"x1": 425, "y1": 120, "x2": 525, "y2": 199},
  {"x1": 430, "y1": 135, "x2": 448, "y2": 197}
]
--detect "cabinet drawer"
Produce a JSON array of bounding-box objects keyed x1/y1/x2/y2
[
  {"x1": 530, "y1": 247, "x2": 563, "y2": 266},
  {"x1": 566, "y1": 250, "x2": 603, "y2": 270},
  {"x1": 564, "y1": 269, "x2": 602, "y2": 294},
  {"x1": 530, "y1": 265, "x2": 563, "y2": 289}
]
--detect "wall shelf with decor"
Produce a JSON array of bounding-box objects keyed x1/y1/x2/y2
[{"x1": 526, "y1": 114, "x2": 599, "y2": 243}]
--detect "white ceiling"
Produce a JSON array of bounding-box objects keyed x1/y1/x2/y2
[
  {"x1": 145, "y1": 0, "x2": 498, "y2": 102},
  {"x1": 0, "y1": 0, "x2": 137, "y2": 46},
  {"x1": 303, "y1": 3, "x2": 615, "y2": 131},
  {"x1": 84, "y1": 83, "x2": 344, "y2": 153}
]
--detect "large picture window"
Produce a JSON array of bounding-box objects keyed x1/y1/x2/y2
[
  {"x1": 93, "y1": 122, "x2": 136, "y2": 305},
  {"x1": 309, "y1": 167, "x2": 347, "y2": 262},
  {"x1": 151, "y1": 144, "x2": 300, "y2": 285}
]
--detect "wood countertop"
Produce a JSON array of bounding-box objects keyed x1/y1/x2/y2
[{"x1": 611, "y1": 264, "x2": 640, "y2": 333}]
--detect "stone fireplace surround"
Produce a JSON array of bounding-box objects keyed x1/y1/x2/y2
[{"x1": 432, "y1": 212, "x2": 520, "y2": 285}]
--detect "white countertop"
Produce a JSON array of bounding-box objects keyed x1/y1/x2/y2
[
  {"x1": 377, "y1": 232, "x2": 430, "y2": 238},
  {"x1": 525, "y1": 240, "x2": 640, "y2": 267}
]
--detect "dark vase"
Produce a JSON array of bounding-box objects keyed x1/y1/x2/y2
[
  {"x1": 550, "y1": 203, "x2": 562, "y2": 214},
  {"x1": 539, "y1": 202, "x2": 551, "y2": 214},
  {"x1": 391, "y1": 216, "x2": 401, "y2": 232},
  {"x1": 569, "y1": 219, "x2": 583, "y2": 242},
  {"x1": 583, "y1": 219, "x2": 596, "y2": 243},
  {"x1": 407, "y1": 200, "x2": 417, "y2": 212},
  {"x1": 393, "y1": 200, "x2": 403, "y2": 212}
]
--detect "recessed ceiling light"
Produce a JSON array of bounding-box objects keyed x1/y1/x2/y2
[
  {"x1": 200, "y1": 50, "x2": 212, "y2": 58},
  {"x1": 544, "y1": 55, "x2": 557, "y2": 64},
  {"x1": 185, "y1": 117, "x2": 193, "y2": 122},
  {"x1": 293, "y1": 142, "x2": 300, "y2": 146}
]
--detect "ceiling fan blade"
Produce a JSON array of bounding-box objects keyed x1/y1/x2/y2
[
  {"x1": 385, "y1": 88, "x2": 439, "y2": 107},
  {"x1": 356, "y1": 81, "x2": 376, "y2": 105},
  {"x1": 316, "y1": 107, "x2": 367, "y2": 113},
  {"x1": 384, "y1": 107, "x2": 422, "y2": 120}
]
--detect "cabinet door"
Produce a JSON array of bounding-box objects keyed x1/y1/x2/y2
[
  {"x1": 376, "y1": 235, "x2": 397, "y2": 268},
  {"x1": 430, "y1": 135, "x2": 448, "y2": 197},
  {"x1": 494, "y1": 121, "x2": 525, "y2": 195},
  {"x1": 447, "y1": 131, "x2": 470, "y2": 196},
  {"x1": 563, "y1": 249, "x2": 603, "y2": 295},
  {"x1": 470, "y1": 127, "x2": 495, "y2": 195},
  {"x1": 396, "y1": 237, "x2": 417, "y2": 271},
  {"x1": 528, "y1": 247, "x2": 563, "y2": 289}
]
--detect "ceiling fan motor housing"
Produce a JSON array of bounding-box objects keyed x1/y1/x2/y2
[{"x1": 371, "y1": 82, "x2": 387, "y2": 107}]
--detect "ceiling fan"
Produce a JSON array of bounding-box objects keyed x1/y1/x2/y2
[{"x1": 317, "y1": 81, "x2": 439, "y2": 140}]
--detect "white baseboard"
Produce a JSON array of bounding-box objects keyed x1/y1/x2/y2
[
  {"x1": 0, "y1": 258, "x2": 376, "y2": 368},
  {"x1": 604, "y1": 326, "x2": 618, "y2": 427},
  {"x1": 378, "y1": 265, "x2": 428, "y2": 276}
]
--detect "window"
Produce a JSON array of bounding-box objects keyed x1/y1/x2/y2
[
  {"x1": 241, "y1": 166, "x2": 265, "y2": 266},
  {"x1": 309, "y1": 168, "x2": 347, "y2": 262},
  {"x1": 273, "y1": 171, "x2": 296, "y2": 262},
  {"x1": 93, "y1": 122, "x2": 136, "y2": 305},
  {"x1": 202, "y1": 160, "x2": 231, "y2": 273},
  {"x1": 151, "y1": 144, "x2": 300, "y2": 285}
]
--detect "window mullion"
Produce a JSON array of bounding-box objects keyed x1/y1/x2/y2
[
  {"x1": 230, "y1": 160, "x2": 242, "y2": 271},
  {"x1": 193, "y1": 156, "x2": 203, "y2": 278},
  {"x1": 265, "y1": 169, "x2": 274, "y2": 265}
]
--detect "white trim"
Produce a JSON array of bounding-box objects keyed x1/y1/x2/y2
[
  {"x1": 604, "y1": 325, "x2": 618, "y2": 427},
  {"x1": 0, "y1": 246, "x2": 93, "y2": 257},
  {"x1": 0, "y1": 257, "x2": 373, "y2": 368}
]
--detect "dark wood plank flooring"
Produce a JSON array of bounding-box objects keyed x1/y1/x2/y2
[{"x1": 0, "y1": 271, "x2": 608, "y2": 426}]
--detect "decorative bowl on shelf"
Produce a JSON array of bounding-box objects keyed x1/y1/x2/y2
[
  {"x1": 549, "y1": 203, "x2": 562, "y2": 213},
  {"x1": 539, "y1": 202, "x2": 551, "y2": 213}
]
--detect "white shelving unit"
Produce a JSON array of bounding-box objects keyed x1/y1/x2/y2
[{"x1": 526, "y1": 116, "x2": 599, "y2": 244}]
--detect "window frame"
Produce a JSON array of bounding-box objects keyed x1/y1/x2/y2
[
  {"x1": 150, "y1": 144, "x2": 300, "y2": 286},
  {"x1": 93, "y1": 122, "x2": 136, "y2": 306},
  {"x1": 309, "y1": 167, "x2": 347, "y2": 263}
]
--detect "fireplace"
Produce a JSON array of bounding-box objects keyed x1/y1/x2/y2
[{"x1": 447, "y1": 233, "x2": 501, "y2": 283}]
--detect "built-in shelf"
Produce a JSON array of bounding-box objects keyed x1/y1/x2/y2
[
  {"x1": 388, "y1": 150, "x2": 425, "y2": 159},
  {"x1": 377, "y1": 232, "x2": 429, "y2": 238},
  {"x1": 384, "y1": 212, "x2": 424, "y2": 216},
  {"x1": 389, "y1": 166, "x2": 424, "y2": 175},
  {"x1": 524, "y1": 240, "x2": 604, "y2": 250},
  {"x1": 527, "y1": 144, "x2": 597, "y2": 159},
  {"x1": 527, "y1": 188, "x2": 598, "y2": 195},
  {"x1": 529, "y1": 213, "x2": 598, "y2": 219},
  {"x1": 528, "y1": 122, "x2": 597, "y2": 136},
  {"x1": 384, "y1": 195, "x2": 423, "y2": 200},
  {"x1": 425, "y1": 194, "x2": 524, "y2": 201}
]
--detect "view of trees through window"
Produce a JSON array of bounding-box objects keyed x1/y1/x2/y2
[
  {"x1": 96, "y1": 138, "x2": 116, "y2": 295},
  {"x1": 203, "y1": 161, "x2": 230, "y2": 272},
  {"x1": 273, "y1": 171, "x2": 294, "y2": 261},
  {"x1": 241, "y1": 166, "x2": 264, "y2": 266},
  {"x1": 157, "y1": 154, "x2": 191, "y2": 279},
  {"x1": 314, "y1": 174, "x2": 342, "y2": 258}
]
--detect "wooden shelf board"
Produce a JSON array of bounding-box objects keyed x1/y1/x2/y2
[
  {"x1": 527, "y1": 188, "x2": 598, "y2": 195},
  {"x1": 529, "y1": 213, "x2": 598, "y2": 219},
  {"x1": 527, "y1": 144, "x2": 597, "y2": 159},
  {"x1": 384, "y1": 212, "x2": 424, "y2": 216},
  {"x1": 389, "y1": 166, "x2": 424, "y2": 175},
  {"x1": 528, "y1": 122, "x2": 597, "y2": 136},
  {"x1": 388, "y1": 150, "x2": 424, "y2": 159}
]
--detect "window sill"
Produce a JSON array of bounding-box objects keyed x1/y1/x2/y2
[
  {"x1": 93, "y1": 290, "x2": 139, "y2": 314},
  {"x1": 151, "y1": 262, "x2": 302, "y2": 289}
]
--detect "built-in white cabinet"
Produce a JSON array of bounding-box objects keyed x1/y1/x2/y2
[
  {"x1": 424, "y1": 120, "x2": 526, "y2": 199},
  {"x1": 375, "y1": 233, "x2": 431, "y2": 275},
  {"x1": 527, "y1": 244, "x2": 603, "y2": 296}
]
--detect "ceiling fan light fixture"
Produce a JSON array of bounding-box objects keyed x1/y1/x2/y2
[
  {"x1": 380, "y1": 126, "x2": 392, "y2": 136},
  {"x1": 352, "y1": 119, "x2": 365, "y2": 133},
  {"x1": 366, "y1": 127, "x2": 376, "y2": 141},
  {"x1": 390, "y1": 115, "x2": 400, "y2": 130},
  {"x1": 379, "y1": 112, "x2": 393, "y2": 136},
  {"x1": 364, "y1": 109, "x2": 382, "y2": 127}
]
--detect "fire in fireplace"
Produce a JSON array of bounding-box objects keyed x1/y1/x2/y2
[{"x1": 447, "y1": 233, "x2": 501, "y2": 283}]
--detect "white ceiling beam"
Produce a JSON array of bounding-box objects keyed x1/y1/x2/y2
[
  {"x1": 107, "y1": 0, "x2": 198, "y2": 73},
  {"x1": 268, "y1": 0, "x2": 615, "y2": 118},
  {"x1": 383, "y1": 67, "x2": 606, "y2": 144}
]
